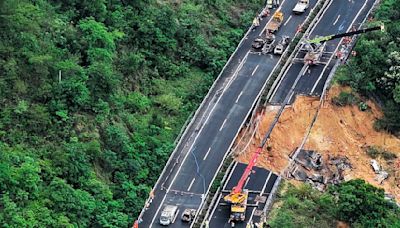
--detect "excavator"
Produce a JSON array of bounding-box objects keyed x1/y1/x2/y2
[{"x1": 294, "y1": 24, "x2": 384, "y2": 65}]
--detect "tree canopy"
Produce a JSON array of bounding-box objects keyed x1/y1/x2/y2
[{"x1": 0, "y1": 0, "x2": 264, "y2": 226}]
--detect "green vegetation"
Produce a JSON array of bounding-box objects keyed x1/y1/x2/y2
[
  {"x1": 0, "y1": 0, "x2": 264, "y2": 226},
  {"x1": 331, "y1": 91, "x2": 360, "y2": 106},
  {"x1": 269, "y1": 180, "x2": 400, "y2": 228},
  {"x1": 334, "y1": 0, "x2": 400, "y2": 134},
  {"x1": 365, "y1": 145, "x2": 397, "y2": 160}
]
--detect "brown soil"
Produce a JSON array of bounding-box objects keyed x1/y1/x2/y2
[{"x1": 236, "y1": 85, "x2": 400, "y2": 201}]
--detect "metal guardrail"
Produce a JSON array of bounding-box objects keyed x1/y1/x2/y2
[
  {"x1": 136, "y1": 2, "x2": 270, "y2": 223},
  {"x1": 264, "y1": 0, "x2": 331, "y2": 103},
  {"x1": 194, "y1": 0, "x2": 331, "y2": 226},
  {"x1": 264, "y1": 0, "x2": 383, "y2": 221}
]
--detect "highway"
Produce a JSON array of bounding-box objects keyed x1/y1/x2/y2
[
  {"x1": 208, "y1": 163, "x2": 278, "y2": 228},
  {"x1": 138, "y1": 0, "x2": 317, "y2": 227},
  {"x1": 270, "y1": 0, "x2": 376, "y2": 104},
  {"x1": 207, "y1": 0, "x2": 377, "y2": 227}
]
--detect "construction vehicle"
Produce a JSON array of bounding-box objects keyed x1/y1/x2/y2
[
  {"x1": 159, "y1": 205, "x2": 179, "y2": 226},
  {"x1": 274, "y1": 36, "x2": 290, "y2": 55},
  {"x1": 224, "y1": 147, "x2": 264, "y2": 226},
  {"x1": 266, "y1": 11, "x2": 284, "y2": 33},
  {"x1": 293, "y1": 0, "x2": 309, "y2": 14},
  {"x1": 181, "y1": 209, "x2": 196, "y2": 223},
  {"x1": 294, "y1": 24, "x2": 384, "y2": 65}
]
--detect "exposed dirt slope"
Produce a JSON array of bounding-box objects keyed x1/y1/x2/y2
[{"x1": 236, "y1": 85, "x2": 400, "y2": 201}]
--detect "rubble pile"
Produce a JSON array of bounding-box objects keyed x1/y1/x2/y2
[
  {"x1": 370, "y1": 159, "x2": 389, "y2": 184},
  {"x1": 286, "y1": 149, "x2": 352, "y2": 191},
  {"x1": 237, "y1": 86, "x2": 400, "y2": 200}
]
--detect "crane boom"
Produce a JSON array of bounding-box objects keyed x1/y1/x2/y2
[
  {"x1": 308, "y1": 24, "x2": 384, "y2": 44},
  {"x1": 233, "y1": 147, "x2": 263, "y2": 194}
]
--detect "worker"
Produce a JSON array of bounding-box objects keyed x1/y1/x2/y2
[
  {"x1": 297, "y1": 24, "x2": 303, "y2": 33},
  {"x1": 262, "y1": 8, "x2": 270, "y2": 17},
  {"x1": 253, "y1": 16, "x2": 260, "y2": 29}
]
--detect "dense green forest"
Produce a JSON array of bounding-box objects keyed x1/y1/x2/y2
[
  {"x1": 335, "y1": 0, "x2": 400, "y2": 134},
  {"x1": 0, "y1": 0, "x2": 264, "y2": 226},
  {"x1": 268, "y1": 180, "x2": 400, "y2": 227}
]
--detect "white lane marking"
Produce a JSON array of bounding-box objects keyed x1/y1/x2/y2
[
  {"x1": 219, "y1": 119, "x2": 227, "y2": 131},
  {"x1": 268, "y1": 61, "x2": 292, "y2": 102},
  {"x1": 149, "y1": 50, "x2": 250, "y2": 227},
  {"x1": 208, "y1": 193, "x2": 222, "y2": 219},
  {"x1": 251, "y1": 65, "x2": 259, "y2": 76},
  {"x1": 311, "y1": 0, "x2": 368, "y2": 94},
  {"x1": 248, "y1": 172, "x2": 273, "y2": 222},
  {"x1": 172, "y1": 209, "x2": 179, "y2": 224},
  {"x1": 309, "y1": 0, "x2": 334, "y2": 35},
  {"x1": 244, "y1": 176, "x2": 251, "y2": 188},
  {"x1": 333, "y1": 14, "x2": 341, "y2": 25},
  {"x1": 223, "y1": 162, "x2": 238, "y2": 189},
  {"x1": 203, "y1": 147, "x2": 212, "y2": 160},
  {"x1": 258, "y1": 0, "x2": 288, "y2": 36},
  {"x1": 284, "y1": 15, "x2": 292, "y2": 26},
  {"x1": 187, "y1": 178, "x2": 196, "y2": 191},
  {"x1": 235, "y1": 91, "x2": 244, "y2": 103}
]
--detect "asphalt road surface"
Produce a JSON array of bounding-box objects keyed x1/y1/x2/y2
[
  {"x1": 207, "y1": 0, "x2": 377, "y2": 227},
  {"x1": 138, "y1": 0, "x2": 317, "y2": 227},
  {"x1": 270, "y1": 0, "x2": 376, "y2": 104},
  {"x1": 207, "y1": 163, "x2": 278, "y2": 228}
]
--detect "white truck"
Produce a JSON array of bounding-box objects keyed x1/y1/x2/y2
[
  {"x1": 159, "y1": 205, "x2": 178, "y2": 226},
  {"x1": 293, "y1": 0, "x2": 309, "y2": 14}
]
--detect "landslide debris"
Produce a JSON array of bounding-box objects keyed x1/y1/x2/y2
[{"x1": 235, "y1": 85, "x2": 400, "y2": 201}]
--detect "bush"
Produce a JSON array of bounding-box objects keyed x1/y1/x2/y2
[
  {"x1": 332, "y1": 92, "x2": 360, "y2": 106},
  {"x1": 382, "y1": 151, "x2": 397, "y2": 160},
  {"x1": 358, "y1": 102, "x2": 369, "y2": 111},
  {"x1": 365, "y1": 146, "x2": 380, "y2": 158},
  {"x1": 364, "y1": 145, "x2": 397, "y2": 161}
]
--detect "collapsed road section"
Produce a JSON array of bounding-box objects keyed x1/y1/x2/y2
[
  {"x1": 137, "y1": 0, "x2": 319, "y2": 227},
  {"x1": 204, "y1": 0, "x2": 381, "y2": 227}
]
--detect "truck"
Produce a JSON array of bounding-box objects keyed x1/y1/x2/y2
[
  {"x1": 159, "y1": 205, "x2": 178, "y2": 226},
  {"x1": 223, "y1": 146, "x2": 264, "y2": 227},
  {"x1": 225, "y1": 190, "x2": 248, "y2": 226},
  {"x1": 266, "y1": 11, "x2": 284, "y2": 33},
  {"x1": 293, "y1": 0, "x2": 309, "y2": 14}
]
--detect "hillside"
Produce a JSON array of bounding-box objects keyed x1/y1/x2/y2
[
  {"x1": 0, "y1": 0, "x2": 264, "y2": 226},
  {"x1": 237, "y1": 86, "x2": 400, "y2": 200}
]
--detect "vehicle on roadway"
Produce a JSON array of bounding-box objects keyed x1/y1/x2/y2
[
  {"x1": 266, "y1": 0, "x2": 280, "y2": 9},
  {"x1": 293, "y1": 0, "x2": 309, "y2": 14},
  {"x1": 224, "y1": 147, "x2": 264, "y2": 227},
  {"x1": 181, "y1": 208, "x2": 197, "y2": 223},
  {"x1": 266, "y1": 11, "x2": 284, "y2": 33},
  {"x1": 252, "y1": 33, "x2": 275, "y2": 52},
  {"x1": 159, "y1": 205, "x2": 179, "y2": 226},
  {"x1": 274, "y1": 36, "x2": 290, "y2": 55}
]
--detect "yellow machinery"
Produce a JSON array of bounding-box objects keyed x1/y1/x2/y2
[
  {"x1": 224, "y1": 147, "x2": 263, "y2": 224},
  {"x1": 224, "y1": 190, "x2": 248, "y2": 223},
  {"x1": 266, "y1": 11, "x2": 284, "y2": 33}
]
